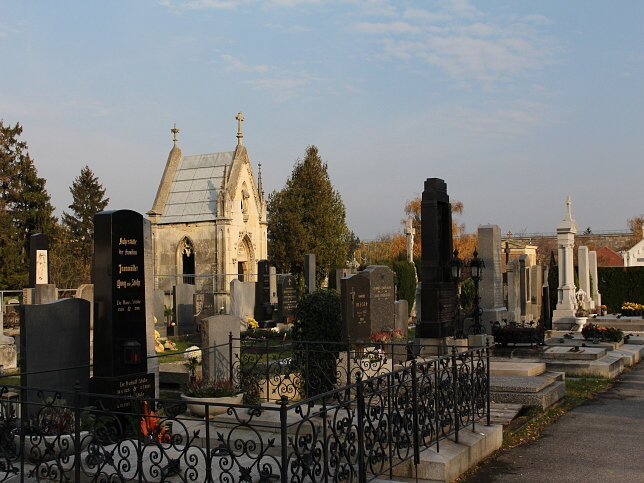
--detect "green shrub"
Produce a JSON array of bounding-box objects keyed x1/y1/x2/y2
[
  {"x1": 292, "y1": 290, "x2": 343, "y2": 398},
  {"x1": 391, "y1": 260, "x2": 417, "y2": 315}
]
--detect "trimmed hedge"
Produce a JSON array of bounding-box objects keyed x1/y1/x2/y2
[
  {"x1": 548, "y1": 266, "x2": 644, "y2": 313},
  {"x1": 597, "y1": 266, "x2": 644, "y2": 313}
]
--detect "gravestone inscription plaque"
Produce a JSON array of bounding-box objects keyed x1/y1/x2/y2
[
  {"x1": 90, "y1": 210, "x2": 154, "y2": 408},
  {"x1": 341, "y1": 273, "x2": 371, "y2": 341},
  {"x1": 277, "y1": 274, "x2": 297, "y2": 324}
]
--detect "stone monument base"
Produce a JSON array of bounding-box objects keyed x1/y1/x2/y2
[
  {"x1": 416, "y1": 337, "x2": 456, "y2": 356},
  {"x1": 553, "y1": 316, "x2": 587, "y2": 332},
  {"x1": 482, "y1": 308, "x2": 507, "y2": 325},
  {"x1": 468, "y1": 334, "x2": 494, "y2": 348}
]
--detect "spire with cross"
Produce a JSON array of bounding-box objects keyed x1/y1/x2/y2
[
  {"x1": 236, "y1": 112, "x2": 244, "y2": 145},
  {"x1": 171, "y1": 123, "x2": 180, "y2": 146}
]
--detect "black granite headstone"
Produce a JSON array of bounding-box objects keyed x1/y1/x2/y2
[
  {"x1": 90, "y1": 210, "x2": 154, "y2": 405},
  {"x1": 21, "y1": 298, "x2": 90, "y2": 418},
  {"x1": 255, "y1": 260, "x2": 273, "y2": 322},
  {"x1": 277, "y1": 274, "x2": 297, "y2": 324},
  {"x1": 419, "y1": 178, "x2": 457, "y2": 338},
  {"x1": 29, "y1": 233, "x2": 49, "y2": 287},
  {"x1": 341, "y1": 273, "x2": 371, "y2": 341}
]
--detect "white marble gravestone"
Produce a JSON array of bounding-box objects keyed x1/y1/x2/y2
[{"x1": 553, "y1": 196, "x2": 578, "y2": 325}]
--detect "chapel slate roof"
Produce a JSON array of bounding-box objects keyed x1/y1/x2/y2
[{"x1": 158, "y1": 151, "x2": 234, "y2": 224}]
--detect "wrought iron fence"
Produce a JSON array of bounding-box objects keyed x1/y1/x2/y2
[{"x1": 0, "y1": 345, "x2": 489, "y2": 481}]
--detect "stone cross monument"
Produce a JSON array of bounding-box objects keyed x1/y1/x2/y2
[
  {"x1": 553, "y1": 196, "x2": 578, "y2": 325},
  {"x1": 404, "y1": 218, "x2": 415, "y2": 263}
]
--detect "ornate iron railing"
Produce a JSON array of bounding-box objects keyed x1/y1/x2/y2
[{"x1": 0, "y1": 346, "x2": 489, "y2": 482}]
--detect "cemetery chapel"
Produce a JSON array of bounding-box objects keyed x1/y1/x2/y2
[{"x1": 147, "y1": 113, "x2": 268, "y2": 291}]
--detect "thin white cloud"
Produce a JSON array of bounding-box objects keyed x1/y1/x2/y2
[
  {"x1": 402, "y1": 8, "x2": 451, "y2": 23},
  {"x1": 445, "y1": 0, "x2": 480, "y2": 18},
  {"x1": 159, "y1": 0, "x2": 243, "y2": 9},
  {"x1": 354, "y1": 3, "x2": 558, "y2": 84},
  {"x1": 353, "y1": 21, "x2": 422, "y2": 35},
  {"x1": 222, "y1": 54, "x2": 270, "y2": 73},
  {"x1": 264, "y1": 23, "x2": 312, "y2": 32},
  {"x1": 267, "y1": 0, "x2": 324, "y2": 6}
]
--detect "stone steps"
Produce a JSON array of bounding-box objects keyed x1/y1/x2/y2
[{"x1": 489, "y1": 371, "x2": 565, "y2": 409}]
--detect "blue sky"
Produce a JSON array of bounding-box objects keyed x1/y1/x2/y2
[{"x1": 1, "y1": 0, "x2": 642, "y2": 240}]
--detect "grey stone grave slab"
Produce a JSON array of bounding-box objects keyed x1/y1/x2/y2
[
  {"x1": 363, "y1": 265, "x2": 395, "y2": 333},
  {"x1": 194, "y1": 293, "x2": 216, "y2": 333},
  {"x1": 201, "y1": 315, "x2": 241, "y2": 382},
  {"x1": 20, "y1": 298, "x2": 90, "y2": 418},
  {"x1": 230, "y1": 279, "x2": 256, "y2": 321},
  {"x1": 304, "y1": 253, "x2": 316, "y2": 294},
  {"x1": 34, "y1": 284, "x2": 57, "y2": 304},
  {"x1": 174, "y1": 284, "x2": 197, "y2": 335}
]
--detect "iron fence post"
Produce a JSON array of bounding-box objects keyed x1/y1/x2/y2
[
  {"x1": 486, "y1": 341, "x2": 491, "y2": 426},
  {"x1": 205, "y1": 397, "x2": 212, "y2": 482},
  {"x1": 356, "y1": 373, "x2": 367, "y2": 483},
  {"x1": 470, "y1": 348, "x2": 475, "y2": 433},
  {"x1": 346, "y1": 337, "x2": 351, "y2": 387},
  {"x1": 265, "y1": 338, "x2": 270, "y2": 402},
  {"x1": 411, "y1": 358, "x2": 420, "y2": 466},
  {"x1": 229, "y1": 331, "x2": 234, "y2": 383},
  {"x1": 452, "y1": 346, "x2": 459, "y2": 444},
  {"x1": 434, "y1": 358, "x2": 440, "y2": 453},
  {"x1": 280, "y1": 396, "x2": 289, "y2": 483},
  {"x1": 74, "y1": 380, "x2": 81, "y2": 482}
]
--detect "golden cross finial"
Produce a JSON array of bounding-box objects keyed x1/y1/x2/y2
[
  {"x1": 236, "y1": 112, "x2": 244, "y2": 145},
  {"x1": 171, "y1": 123, "x2": 180, "y2": 145}
]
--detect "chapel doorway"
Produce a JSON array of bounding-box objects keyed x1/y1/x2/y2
[{"x1": 180, "y1": 238, "x2": 195, "y2": 285}]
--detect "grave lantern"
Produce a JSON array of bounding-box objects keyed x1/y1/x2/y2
[
  {"x1": 123, "y1": 340, "x2": 142, "y2": 365},
  {"x1": 469, "y1": 250, "x2": 485, "y2": 334}
]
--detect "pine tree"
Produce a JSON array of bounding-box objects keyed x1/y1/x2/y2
[
  {"x1": 0, "y1": 121, "x2": 57, "y2": 288},
  {"x1": 61, "y1": 165, "x2": 109, "y2": 280},
  {"x1": 268, "y1": 146, "x2": 350, "y2": 286}
]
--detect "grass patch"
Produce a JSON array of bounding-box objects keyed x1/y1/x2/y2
[
  {"x1": 0, "y1": 375, "x2": 20, "y2": 386},
  {"x1": 155, "y1": 335, "x2": 200, "y2": 363}
]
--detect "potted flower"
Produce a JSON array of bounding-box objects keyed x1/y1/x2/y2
[
  {"x1": 17, "y1": 398, "x2": 91, "y2": 462},
  {"x1": 184, "y1": 346, "x2": 202, "y2": 382},
  {"x1": 180, "y1": 378, "x2": 244, "y2": 417}
]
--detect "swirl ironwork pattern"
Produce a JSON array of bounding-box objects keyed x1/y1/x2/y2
[{"x1": 0, "y1": 345, "x2": 489, "y2": 481}]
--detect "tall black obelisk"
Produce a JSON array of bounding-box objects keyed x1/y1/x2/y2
[{"x1": 418, "y1": 178, "x2": 457, "y2": 339}]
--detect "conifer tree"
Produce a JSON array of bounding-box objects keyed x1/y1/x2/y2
[
  {"x1": 0, "y1": 121, "x2": 57, "y2": 288},
  {"x1": 60, "y1": 165, "x2": 109, "y2": 280},
  {"x1": 268, "y1": 146, "x2": 350, "y2": 286}
]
